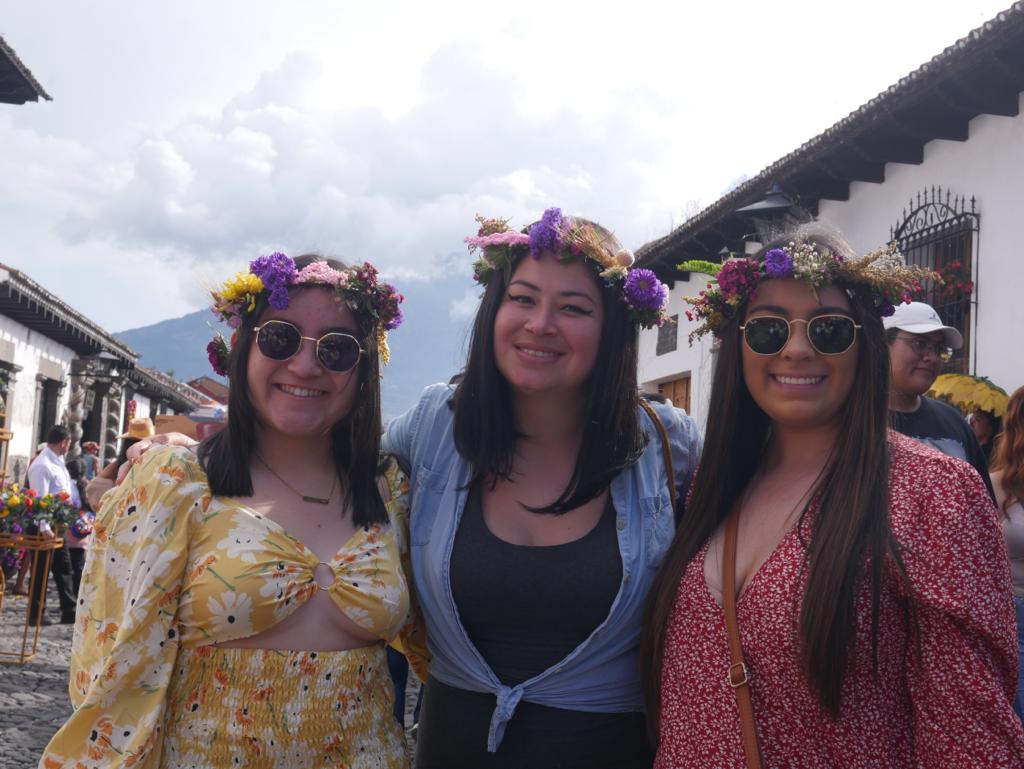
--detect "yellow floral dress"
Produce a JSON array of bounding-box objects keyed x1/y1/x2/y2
[{"x1": 40, "y1": 446, "x2": 427, "y2": 769}]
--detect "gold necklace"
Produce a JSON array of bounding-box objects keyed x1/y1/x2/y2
[{"x1": 254, "y1": 453, "x2": 338, "y2": 505}]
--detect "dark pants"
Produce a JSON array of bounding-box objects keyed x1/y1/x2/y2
[
  {"x1": 28, "y1": 536, "x2": 78, "y2": 621},
  {"x1": 387, "y1": 646, "x2": 422, "y2": 727},
  {"x1": 67, "y1": 547, "x2": 86, "y2": 605}
]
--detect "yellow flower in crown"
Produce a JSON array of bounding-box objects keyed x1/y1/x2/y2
[{"x1": 219, "y1": 272, "x2": 265, "y2": 308}]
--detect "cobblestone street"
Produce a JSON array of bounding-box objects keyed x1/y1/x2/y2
[{"x1": 0, "y1": 582, "x2": 74, "y2": 769}]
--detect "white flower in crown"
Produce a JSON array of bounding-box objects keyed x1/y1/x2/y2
[{"x1": 599, "y1": 264, "x2": 629, "y2": 281}]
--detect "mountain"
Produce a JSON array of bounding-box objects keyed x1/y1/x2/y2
[{"x1": 115, "y1": 276, "x2": 479, "y2": 419}]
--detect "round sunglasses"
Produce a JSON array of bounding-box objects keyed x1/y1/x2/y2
[
  {"x1": 739, "y1": 314, "x2": 861, "y2": 356},
  {"x1": 253, "y1": 320, "x2": 365, "y2": 372}
]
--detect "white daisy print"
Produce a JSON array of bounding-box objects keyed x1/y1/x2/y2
[{"x1": 206, "y1": 590, "x2": 254, "y2": 638}]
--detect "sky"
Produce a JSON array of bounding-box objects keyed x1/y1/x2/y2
[{"x1": 0, "y1": 0, "x2": 1013, "y2": 332}]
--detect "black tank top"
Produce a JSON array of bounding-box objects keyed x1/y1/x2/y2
[
  {"x1": 450, "y1": 482, "x2": 622, "y2": 686},
  {"x1": 415, "y1": 484, "x2": 651, "y2": 769}
]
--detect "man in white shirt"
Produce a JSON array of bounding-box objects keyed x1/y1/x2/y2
[{"x1": 26, "y1": 424, "x2": 75, "y2": 625}]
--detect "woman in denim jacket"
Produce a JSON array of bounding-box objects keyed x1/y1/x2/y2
[{"x1": 384, "y1": 209, "x2": 702, "y2": 768}]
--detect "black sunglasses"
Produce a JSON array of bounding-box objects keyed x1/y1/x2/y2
[
  {"x1": 253, "y1": 320, "x2": 364, "y2": 372},
  {"x1": 739, "y1": 315, "x2": 861, "y2": 356}
]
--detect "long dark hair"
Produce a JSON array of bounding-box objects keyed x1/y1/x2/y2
[
  {"x1": 197, "y1": 254, "x2": 388, "y2": 527},
  {"x1": 992, "y1": 386, "x2": 1024, "y2": 514},
  {"x1": 641, "y1": 231, "x2": 913, "y2": 735},
  {"x1": 452, "y1": 219, "x2": 647, "y2": 514}
]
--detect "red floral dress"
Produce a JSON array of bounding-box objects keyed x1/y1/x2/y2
[{"x1": 657, "y1": 432, "x2": 1024, "y2": 768}]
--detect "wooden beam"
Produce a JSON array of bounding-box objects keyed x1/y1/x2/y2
[
  {"x1": 809, "y1": 154, "x2": 885, "y2": 184},
  {"x1": 936, "y1": 78, "x2": 1019, "y2": 119},
  {"x1": 886, "y1": 108, "x2": 970, "y2": 142},
  {"x1": 983, "y1": 44, "x2": 1024, "y2": 86},
  {"x1": 853, "y1": 134, "x2": 924, "y2": 165},
  {"x1": 792, "y1": 170, "x2": 851, "y2": 202}
]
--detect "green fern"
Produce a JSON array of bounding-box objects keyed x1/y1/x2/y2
[{"x1": 677, "y1": 259, "x2": 722, "y2": 277}]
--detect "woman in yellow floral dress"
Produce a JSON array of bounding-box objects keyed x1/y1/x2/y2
[{"x1": 41, "y1": 253, "x2": 425, "y2": 769}]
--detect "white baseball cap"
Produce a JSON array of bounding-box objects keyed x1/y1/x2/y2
[{"x1": 882, "y1": 301, "x2": 963, "y2": 349}]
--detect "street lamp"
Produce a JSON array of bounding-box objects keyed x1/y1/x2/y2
[
  {"x1": 85, "y1": 350, "x2": 120, "y2": 381},
  {"x1": 736, "y1": 182, "x2": 799, "y2": 249}
]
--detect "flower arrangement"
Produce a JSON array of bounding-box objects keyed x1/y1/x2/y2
[
  {"x1": 1, "y1": 485, "x2": 85, "y2": 574},
  {"x1": 0, "y1": 484, "x2": 80, "y2": 533},
  {"x1": 465, "y1": 208, "x2": 670, "y2": 329},
  {"x1": 679, "y1": 242, "x2": 935, "y2": 344},
  {"x1": 928, "y1": 260, "x2": 974, "y2": 304},
  {"x1": 208, "y1": 253, "x2": 404, "y2": 374}
]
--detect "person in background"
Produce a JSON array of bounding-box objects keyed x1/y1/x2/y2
[
  {"x1": 643, "y1": 230, "x2": 1022, "y2": 767},
  {"x1": 969, "y1": 407, "x2": 1001, "y2": 465},
  {"x1": 82, "y1": 419, "x2": 158, "y2": 511},
  {"x1": 62, "y1": 458, "x2": 92, "y2": 601},
  {"x1": 385, "y1": 209, "x2": 700, "y2": 768},
  {"x1": 26, "y1": 424, "x2": 76, "y2": 625},
  {"x1": 883, "y1": 300, "x2": 994, "y2": 498},
  {"x1": 81, "y1": 440, "x2": 100, "y2": 480},
  {"x1": 115, "y1": 417, "x2": 156, "y2": 466},
  {"x1": 991, "y1": 385, "x2": 1024, "y2": 720}
]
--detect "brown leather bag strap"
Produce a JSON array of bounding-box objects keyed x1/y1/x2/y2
[
  {"x1": 723, "y1": 509, "x2": 764, "y2": 769},
  {"x1": 638, "y1": 398, "x2": 677, "y2": 523}
]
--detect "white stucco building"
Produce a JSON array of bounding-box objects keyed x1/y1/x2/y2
[
  {"x1": 637, "y1": 5, "x2": 1024, "y2": 428},
  {"x1": 0, "y1": 265, "x2": 201, "y2": 483}
]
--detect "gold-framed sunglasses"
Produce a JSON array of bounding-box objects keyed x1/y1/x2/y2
[{"x1": 739, "y1": 315, "x2": 861, "y2": 356}]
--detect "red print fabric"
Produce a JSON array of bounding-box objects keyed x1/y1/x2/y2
[{"x1": 657, "y1": 431, "x2": 1024, "y2": 769}]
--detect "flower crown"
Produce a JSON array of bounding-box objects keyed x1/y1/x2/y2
[
  {"x1": 206, "y1": 253, "x2": 404, "y2": 376},
  {"x1": 465, "y1": 207, "x2": 670, "y2": 329},
  {"x1": 679, "y1": 241, "x2": 935, "y2": 344}
]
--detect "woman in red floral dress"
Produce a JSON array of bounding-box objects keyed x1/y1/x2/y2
[{"x1": 642, "y1": 229, "x2": 1024, "y2": 768}]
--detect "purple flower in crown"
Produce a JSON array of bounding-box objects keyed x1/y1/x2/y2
[
  {"x1": 529, "y1": 207, "x2": 563, "y2": 259},
  {"x1": 249, "y1": 252, "x2": 297, "y2": 309},
  {"x1": 764, "y1": 248, "x2": 793, "y2": 279},
  {"x1": 623, "y1": 268, "x2": 669, "y2": 312},
  {"x1": 380, "y1": 283, "x2": 404, "y2": 330}
]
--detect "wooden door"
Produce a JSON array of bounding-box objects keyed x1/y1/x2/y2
[{"x1": 658, "y1": 375, "x2": 691, "y2": 414}]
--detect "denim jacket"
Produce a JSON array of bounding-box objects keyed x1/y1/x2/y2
[{"x1": 383, "y1": 384, "x2": 702, "y2": 751}]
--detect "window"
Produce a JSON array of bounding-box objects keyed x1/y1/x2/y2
[
  {"x1": 891, "y1": 186, "x2": 979, "y2": 374},
  {"x1": 657, "y1": 315, "x2": 679, "y2": 356}
]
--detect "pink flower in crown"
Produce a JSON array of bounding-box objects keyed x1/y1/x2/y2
[{"x1": 295, "y1": 261, "x2": 350, "y2": 288}]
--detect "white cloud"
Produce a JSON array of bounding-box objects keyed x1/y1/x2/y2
[
  {"x1": 53, "y1": 42, "x2": 678, "y2": 289},
  {"x1": 449, "y1": 289, "x2": 482, "y2": 322},
  {"x1": 0, "y1": 0, "x2": 1012, "y2": 333}
]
